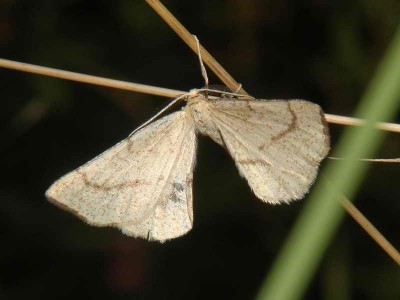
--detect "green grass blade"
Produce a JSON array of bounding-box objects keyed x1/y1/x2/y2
[{"x1": 256, "y1": 24, "x2": 400, "y2": 300}]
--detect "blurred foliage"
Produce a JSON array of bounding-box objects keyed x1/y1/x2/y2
[{"x1": 0, "y1": 1, "x2": 399, "y2": 299}]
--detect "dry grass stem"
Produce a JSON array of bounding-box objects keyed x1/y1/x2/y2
[
  {"x1": 145, "y1": 0, "x2": 246, "y2": 95},
  {"x1": 341, "y1": 197, "x2": 400, "y2": 265},
  {"x1": 329, "y1": 157, "x2": 400, "y2": 162},
  {"x1": 1, "y1": 57, "x2": 400, "y2": 134},
  {"x1": 0, "y1": 58, "x2": 181, "y2": 98},
  {"x1": 326, "y1": 113, "x2": 400, "y2": 133}
]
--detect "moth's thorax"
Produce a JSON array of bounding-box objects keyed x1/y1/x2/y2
[{"x1": 185, "y1": 96, "x2": 224, "y2": 146}]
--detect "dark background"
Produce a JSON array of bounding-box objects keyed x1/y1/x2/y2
[{"x1": 1, "y1": 1, "x2": 399, "y2": 299}]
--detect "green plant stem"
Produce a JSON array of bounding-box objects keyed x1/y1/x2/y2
[{"x1": 256, "y1": 24, "x2": 400, "y2": 300}]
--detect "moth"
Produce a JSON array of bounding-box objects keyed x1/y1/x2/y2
[{"x1": 46, "y1": 89, "x2": 330, "y2": 242}]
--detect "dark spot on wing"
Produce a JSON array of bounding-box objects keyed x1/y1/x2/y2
[
  {"x1": 173, "y1": 182, "x2": 185, "y2": 192},
  {"x1": 169, "y1": 182, "x2": 185, "y2": 203},
  {"x1": 170, "y1": 194, "x2": 182, "y2": 203}
]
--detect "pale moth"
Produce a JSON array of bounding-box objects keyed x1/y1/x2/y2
[
  {"x1": 46, "y1": 39, "x2": 330, "y2": 242},
  {"x1": 46, "y1": 87, "x2": 330, "y2": 242}
]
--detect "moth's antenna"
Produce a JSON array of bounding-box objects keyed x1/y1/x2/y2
[
  {"x1": 195, "y1": 88, "x2": 254, "y2": 100},
  {"x1": 130, "y1": 38, "x2": 209, "y2": 138},
  {"x1": 193, "y1": 35, "x2": 209, "y2": 89},
  {"x1": 128, "y1": 92, "x2": 188, "y2": 137}
]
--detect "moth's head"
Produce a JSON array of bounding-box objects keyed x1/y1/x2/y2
[
  {"x1": 187, "y1": 88, "x2": 203, "y2": 99},
  {"x1": 186, "y1": 86, "x2": 231, "y2": 101},
  {"x1": 186, "y1": 89, "x2": 208, "y2": 104}
]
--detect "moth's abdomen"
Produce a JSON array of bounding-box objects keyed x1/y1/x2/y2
[{"x1": 186, "y1": 98, "x2": 224, "y2": 146}]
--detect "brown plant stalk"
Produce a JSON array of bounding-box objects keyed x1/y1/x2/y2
[{"x1": 1, "y1": 58, "x2": 400, "y2": 134}]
